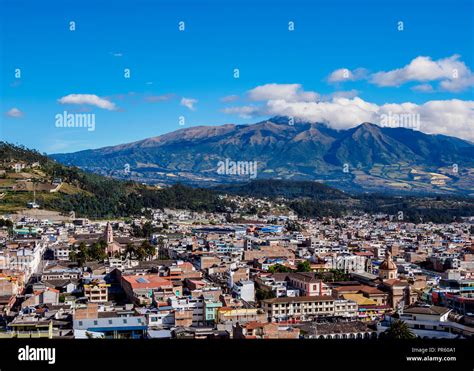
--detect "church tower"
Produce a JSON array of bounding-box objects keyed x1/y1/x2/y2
[
  {"x1": 379, "y1": 250, "x2": 397, "y2": 280},
  {"x1": 104, "y1": 222, "x2": 114, "y2": 244}
]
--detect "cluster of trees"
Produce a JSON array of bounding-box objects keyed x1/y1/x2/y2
[
  {"x1": 0, "y1": 142, "x2": 49, "y2": 165},
  {"x1": 69, "y1": 240, "x2": 108, "y2": 266},
  {"x1": 69, "y1": 239, "x2": 157, "y2": 265},
  {"x1": 265, "y1": 265, "x2": 351, "y2": 282},
  {"x1": 267, "y1": 264, "x2": 293, "y2": 273},
  {"x1": 314, "y1": 269, "x2": 351, "y2": 282},
  {"x1": 288, "y1": 199, "x2": 346, "y2": 218},
  {"x1": 0, "y1": 219, "x2": 13, "y2": 228},
  {"x1": 255, "y1": 288, "x2": 276, "y2": 301},
  {"x1": 265, "y1": 266, "x2": 350, "y2": 281},
  {"x1": 359, "y1": 194, "x2": 474, "y2": 223},
  {"x1": 285, "y1": 220, "x2": 303, "y2": 232},
  {"x1": 45, "y1": 181, "x2": 233, "y2": 219},
  {"x1": 122, "y1": 241, "x2": 156, "y2": 261},
  {"x1": 130, "y1": 222, "x2": 156, "y2": 238},
  {"x1": 267, "y1": 261, "x2": 312, "y2": 274},
  {"x1": 43, "y1": 174, "x2": 233, "y2": 218},
  {"x1": 216, "y1": 179, "x2": 345, "y2": 200}
]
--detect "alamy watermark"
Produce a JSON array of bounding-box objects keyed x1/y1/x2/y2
[
  {"x1": 217, "y1": 158, "x2": 258, "y2": 179},
  {"x1": 379, "y1": 111, "x2": 420, "y2": 131},
  {"x1": 55, "y1": 110, "x2": 95, "y2": 131}
]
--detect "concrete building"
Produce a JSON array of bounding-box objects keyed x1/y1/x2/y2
[
  {"x1": 232, "y1": 280, "x2": 255, "y2": 302},
  {"x1": 262, "y1": 295, "x2": 357, "y2": 322},
  {"x1": 84, "y1": 281, "x2": 109, "y2": 302}
]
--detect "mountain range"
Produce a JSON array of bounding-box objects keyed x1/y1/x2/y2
[{"x1": 51, "y1": 117, "x2": 474, "y2": 195}]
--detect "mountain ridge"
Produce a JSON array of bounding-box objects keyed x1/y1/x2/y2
[{"x1": 50, "y1": 117, "x2": 474, "y2": 195}]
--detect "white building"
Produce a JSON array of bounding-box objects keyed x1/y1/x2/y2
[
  {"x1": 0, "y1": 242, "x2": 45, "y2": 279},
  {"x1": 378, "y1": 306, "x2": 473, "y2": 339},
  {"x1": 169, "y1": 297, "x2": 204, "y2": 326},
  {"x1": 323, "y1": 254, "x2": 367, "y2": 273},
  {"x1": 232, "y1": 280, "x2": 255, "y2": 302}
]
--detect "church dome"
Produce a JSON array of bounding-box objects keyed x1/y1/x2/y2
[{"x1": 380, "y1": 251, "x2": 397, "y2": 270}]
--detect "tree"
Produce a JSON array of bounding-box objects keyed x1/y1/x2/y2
[
  {"x1": 268, "y1": 264, "x2": 293, "y2": 273},
  {"x1": 256, "y1": 288, "x2": 276, "y2": 301},
  {"x1": 88, "y1": 241, "x2": 107, "y2": 261},
  {"x1": 327, "y1": 269, "x2": 350, "y2": 282},
  {"x1": 285, "y1": 221, "x2": 302, "y2": 232},
  {"x1": 383, "y1": 319, "x2": 416, "y2": 339},
  {"x1": 76, "y1": 242, "x2": 88, "y2": 267},
  {"x1": 157, "y1": 236, "x2": 167, "y2": 260},
  {"x1": 69, "y1": 250, "x2": 77, "y2": 262},
  {"x1": 141, "y1": 222, "x2": 154, "y2": 238},
  {"x1": 123, "y1": 242, "x2": 135, "y2": 260},
  {"x1": 296, "y1": 261, "x2": 312, "y2": 272},
  {"x1": 141, "y1": 240, "x2": 156, "y2": 260},
  {"x1": 0, "y1": 219, "x2": 13, "y2": 228}
]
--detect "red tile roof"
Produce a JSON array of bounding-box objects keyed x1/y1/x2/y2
[{"x1": 122, "y1": 274, "x2": 171, "y2": 289}]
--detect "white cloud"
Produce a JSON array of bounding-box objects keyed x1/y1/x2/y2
[
  {"x1": 247, "y1": 83, "x2": 318, "y2": 102},
  {"x1": 411, "y1": 84, "x2": 435, "y2": 93},
  {"x1": 415, "y1": 99, "x2": 474, "y2": 140},
  {"x1": 222, "y1": 105, "x2": 260, "y2": 119},
  {"x1": 261, "y1": 97, "x2": 380, "y2": 130},
  {"x1": 370, "y1": 55, "x2": 474, "y2": 92},
  {"x1": 58, "y1": 94, "x2": 116, "y2": 110},
  {"x1": 326, "y1": 55, "x2": 474, "y2": 93},
  {"x1": 327, "y1": 68, "x2": 368, "y2": 83},
  {"x1": 5, "y1": 107, "x2": 24, "y2": 118},
  {"x1": 322, "y1": 90, "x2": 360, "y2": 100},
  {"x1": 223, "y1": 83, "x2": 474, "y2": 141},
  {"x1": 180, "y1": 97, "x2": 197, "y2": 111},
  {"x1": 221, "y1": 95, "x2": 240, "y2": 103},
  {"x1": 144, "y1": 94, "x2": 174, "y2": 102}
]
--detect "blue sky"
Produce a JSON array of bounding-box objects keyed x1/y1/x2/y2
[{"x1": 1, "y1": 0, "x2": 473, "y2": 153}]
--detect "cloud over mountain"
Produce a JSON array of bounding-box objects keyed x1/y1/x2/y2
[
  {"x1": 248, "y1": 83, "x2": 319, "y2": 102},
  {"x1": 222, "y1": 83, "x2": 474, "y2": 141}
]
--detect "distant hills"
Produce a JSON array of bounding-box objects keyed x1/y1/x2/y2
[
  {"x1": 2, "y1": 143, "x2": 474, "y2": 223},
  {"x1": 0, "y1": 142, "x2": 230, "y2": 218},
  {"x1": 51, "y1": 117, "x2": 474, "y2": 195},
  {"x1": 215, "y1": 179, "x2": 347, "y2": 200}
]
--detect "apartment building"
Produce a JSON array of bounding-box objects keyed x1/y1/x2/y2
[
  {"x1": 262, "y1": 295, "x2": 357, "y2": 322},
  {"x1": 84, "y1": 281, "x2": 109, "y2": 302},
  {"x1": 121, "y1": 274, "x2": 174, "y2": 305},
  {"x1": 232, "y1": 280, "x2": 255, "y2": 302},
  {"x1": 217, "y1": 307, "x2": 266, "y2": 325}
]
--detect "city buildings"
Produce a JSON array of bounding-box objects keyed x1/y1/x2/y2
[{"x1": 0, "y1": 199, "x2": 472, "y2": 340}]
